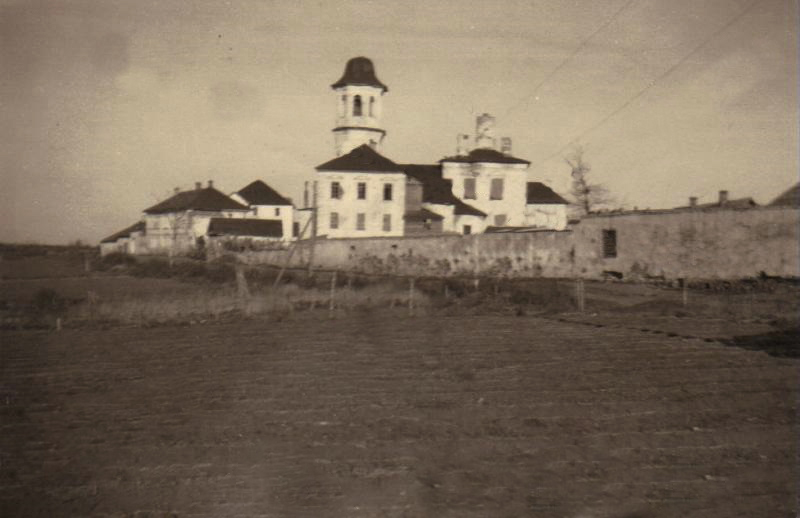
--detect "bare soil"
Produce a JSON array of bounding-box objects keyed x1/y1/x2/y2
[{"x1": 1, "y1": 314, "x2": 796, "y2": 517}]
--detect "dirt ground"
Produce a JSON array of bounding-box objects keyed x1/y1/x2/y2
[{"x1": 1, "y1": 313, "x2": 796, "y2": 517}]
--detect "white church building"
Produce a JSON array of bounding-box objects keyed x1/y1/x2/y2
[{"x1": 313, "y1": 56, "x2": 569, "y2": 239}]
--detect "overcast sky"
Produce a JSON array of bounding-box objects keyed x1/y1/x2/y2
[{"x1": 2, "y1": 0, "x2": 797, "y2": 244}]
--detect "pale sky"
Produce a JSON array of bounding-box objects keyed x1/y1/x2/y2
[{"x1": 2, "y1": 0, "x2": 797, "y2": 244}]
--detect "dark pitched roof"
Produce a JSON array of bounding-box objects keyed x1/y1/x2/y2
[
  {"x1": 403, "y1": 208, "x2": 445, "y2": 222},
  {"x1": 402, "y1": 164, "x2": 455, "y2": 204},
  {"x1": 440, "y1": 147, "x2": 530, "y2": 165},
  {"x1": 207, "y1": 218, "x2": 282, "y2": 238},
  {"x1": 236, "y1": 180, "x2": 292, "y2": 206},
  {"x1": 144, "y1": 187, "x2": 250, "y2": 214},
  {"x1": 100, "y1": 221, "x2": 145, "y2": 243},
  {"x1": 316, "y1": 144, "x2": 403, "y2": 173},
  {"x1": 401, "y1": 163, "x2": 487, "y2": 217},
  {"x1": 331, "y1": 56, "x2": 388, "y2": 92},
  {"x1": 452, "y1": 198, "x2": 487, "y2": 217},
  {"x1": 770, "y1": 183, "x2": 799, "y2": 207},
  {"x1": 527, "y1": 182, "x2": 569, "y2": 205},
  {"x1": 677, "y1": 197, "x2": 758, "y2": 210}
]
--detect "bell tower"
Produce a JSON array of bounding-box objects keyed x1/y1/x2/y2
[{"x1": 331, "y1": 57, "x2": 388, "y2": 156}]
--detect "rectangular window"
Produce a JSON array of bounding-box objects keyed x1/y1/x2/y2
[
  {"x1": 602, "y1": 229, "x2": 617, "y2": 258},
  {"x1": 357, "y1": 182, "x2": 367, "y2": 200},
  {"x1": 275, "y1": 207, "x2": 280, "y2": 216},
  {"x1": 331, "y1": 181, "x2": 341, "y2": 199},
  {"x1": 383, "y1": 183, "x2": 393, "y2": 201},
  {"x1": 464, "y1": 178, "x2": 476, "y2": 199},
  {"x1": 356, "y1": 213, "x2": 366, "y2": 231},
  {"x1": 494, "y1": 214, "x2": 507, "y2": 226},
  {"x1": 463, "y1": 225, "x2": 472, "y2": 235},
  {"x1": 330, "y1": 212, "x2": 339, "y2": 229},
  {"x1": 382, "y1": 214, "x2": 391, "y2": 232},
  {"x1": 292, "y1": 222, "x2": 299, "y2": 237},
  {"x1": 490, "y1": 178, "x2": 504, "y2": 200}
]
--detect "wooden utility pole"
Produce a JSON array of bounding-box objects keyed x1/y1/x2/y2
[
  {"x1": 307, "y1": 180, "x2": 318, "y2": 278},
  {"x1": 272, "y1": 215, "x2": 313, "y2": 289},
  {"x1": 329, "y1": 271, "x2": 337, "y2": 319}
]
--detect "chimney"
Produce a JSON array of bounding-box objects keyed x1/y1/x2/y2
[
  {"x1": 195, "y1": 182, "x2": 202, "y2": 190},
  {"x1": 689, "y1": 196, "x2": 697, "y2": 207},
  {"x1": 173, "y1": 187, "x2": 180, "y2": 194},
  {"x1": 207, "y1": 180, "x2": 214, "y2": 189},
  {"x1": 456, "y1": 134, "x2": 470, "y2": 156},
  {"x1": 500, "y1": 137, "x2": 512, "y2": 155},
  {"x1": 475, "y1": 113, "x2": 496, "y2": 149},
  {"x1": 718, "y1": 190, "x2": 728, "y2": 205}
]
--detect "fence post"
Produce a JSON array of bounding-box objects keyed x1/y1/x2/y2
[
  {"x1": 329, "y1": 271, "x2": 337, "y2": 319},
  {"x1": 576, "y1": 278, "x2": 585, "y2": 314},
  {"x1": 681, "y1": 278, "x2": 689, "y2": 307},
  {"x1": 409, "y1": 277, "x2": 415, "y2": 317}
]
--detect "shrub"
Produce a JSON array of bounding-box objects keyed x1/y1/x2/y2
[
  {"x1": 102, "y1": 252, "x2": 136, "y2": 266},
  {"x1": 31, "y1": 288, "x2": 68, "y2": 314}
]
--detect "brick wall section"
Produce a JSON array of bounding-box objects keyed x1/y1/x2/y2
[
  {"x1": 227, "y1": 206, "x2": 799, "y2": 280},
  {"x1": 574, "y1": 206, "x2": 799, "y2": 280},
  {"x1": 235, "y1": 231, "x2": 575, "y2": 277}
]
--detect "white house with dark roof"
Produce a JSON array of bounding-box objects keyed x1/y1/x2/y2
[
  {"x1": 315, "y1": 145, "x2": 408, "y2": 238},
  {"x1": 314, "y1": 57, "x2": 568, "y2": 238},
  {"x1": 231, "y1": 180, "x2": 295, "y2": 241},
  {"x1": 525, "y1": 182, "x2": 569, "y2": 230},
  {"x1": 142, "y1": 181, "x2": 252, "y2": 253}
]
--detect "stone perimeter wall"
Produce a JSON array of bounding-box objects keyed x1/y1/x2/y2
[{"x1": 220, "y1": 206, "x2": 799, "y2": 280}]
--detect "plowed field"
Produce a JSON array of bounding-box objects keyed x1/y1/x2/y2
[{"x1": 1, "y1": 314, "x2": 796, "y2": 517}]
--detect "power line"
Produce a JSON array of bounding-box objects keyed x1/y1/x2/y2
[
  {"x1": 530, "y1": 0, "x2": 762, "y2": 170},
  {"x1": 502, "y1": 0, "x2": 637, "y2": 120}
]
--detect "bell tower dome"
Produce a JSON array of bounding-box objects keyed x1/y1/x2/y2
[{"x1": 331, "y1": 57, "x2": 388, "y2": 156}]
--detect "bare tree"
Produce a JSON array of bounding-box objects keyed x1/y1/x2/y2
[{"x1": 566, "y1": 146, "x2": 612, "y2": 215}]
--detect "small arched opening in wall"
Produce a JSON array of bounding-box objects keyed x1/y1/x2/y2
[
  {"x1": 369, "y1": 96, "x2": 375, "y2": 116},
  {"x1": 353, "y1": 95, "x2": 362, "y2": 116}
]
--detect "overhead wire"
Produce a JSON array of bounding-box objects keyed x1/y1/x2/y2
[
  {"x1": 502, "y1": 0, "x2": 637, "y2": 120},
  {"x1": 529, "y1": 0, "x2": 763, "y2": 170}
]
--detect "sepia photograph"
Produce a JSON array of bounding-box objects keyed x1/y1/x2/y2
[{"x1": 1, "y1": 0, "x2": 798, "y2": 516}]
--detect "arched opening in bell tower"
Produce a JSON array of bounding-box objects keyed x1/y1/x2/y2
[{"x1": 353, "y1": 95, "x2": 363, "y2": 116}]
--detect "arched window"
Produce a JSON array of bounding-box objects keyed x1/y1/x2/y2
[
  {"x1": 353, "y1": 95, "x2": 362, "y2": 116},
  {"x1": 369, "y1": 97, "x2": 375, "y2": 116}
]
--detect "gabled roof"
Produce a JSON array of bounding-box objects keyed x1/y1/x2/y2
[
  {"x1": 207, "y1": 218, "x2": 282, "y2": 238},
  {"x1": 440, "y1": 148, "x2": 530, "y2": 165},
  {"x1": 404, "y1": 208, "x2": 445, "y2": 222},
  {"x1": 401, "y1": 163, "x2": 486, "y2": 216},
  {"x1": 144, "y1": 187, "x2": 249, "y2": 214},
  {"x1": 331, "y1": 57, "x2": 388, "y2": 92},
  {"x1": 402, "y1": 164, "x2": 456, "y2": 204},
  {"x1": 100, "y1": 221, "x2": 145, "y2": 243},
  {"x1": 770, "y1": 183, "x2": 799, "y2": 207},
  {"x1": 527, "y1": 182, "x2": 569, "y2": 205},
  {"x1": 453, "y1": 198, "x2": 487, "y2": 217},
  {"x1": 236, "y1": 180, "x2": 292, "y2": 206},
  {"x1": 316, "y1": 144, "x2": 403, "y2": 173}
]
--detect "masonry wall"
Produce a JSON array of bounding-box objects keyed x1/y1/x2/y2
[
  {"x1": 217, "y1": 206, "x2": 799, "y2": 280},
  {"x1": 235, "y1": 231, "x2": 575, "y2": 278},
  {"x1": 573, "y1": 206, "x2": 799, "y2": 280}
]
